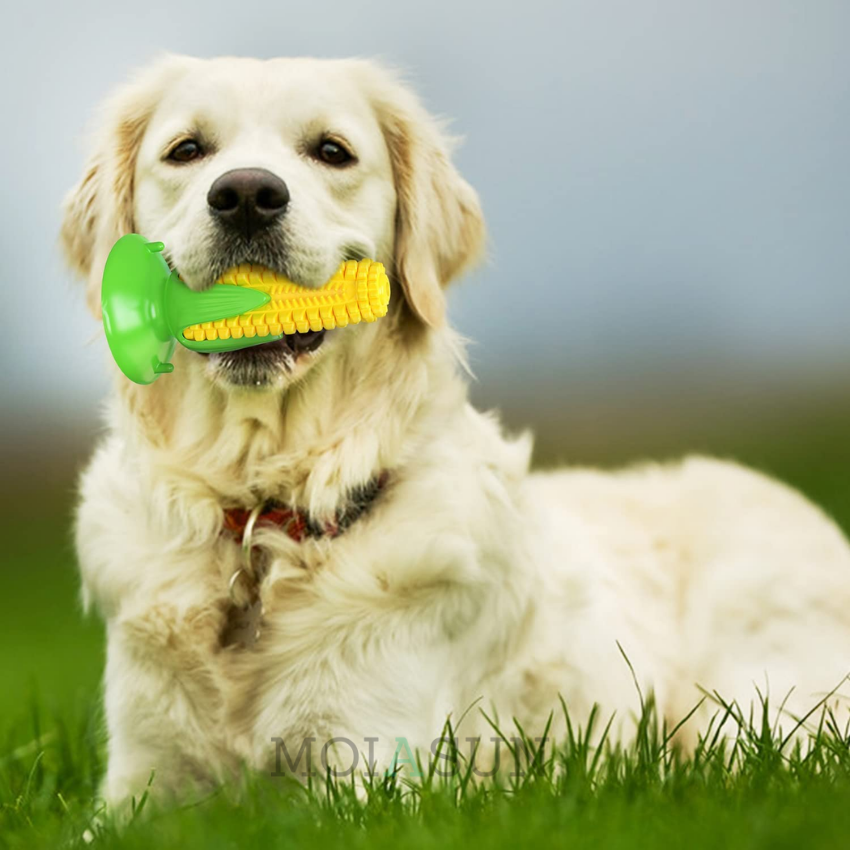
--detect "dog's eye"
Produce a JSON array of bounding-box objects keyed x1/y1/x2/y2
[
  {"x1": 316, "y1": 139, "x2": 354, "y2": 167},
  {"x1": 167, "y1": 139, "x2": 204, "y2": 164}
]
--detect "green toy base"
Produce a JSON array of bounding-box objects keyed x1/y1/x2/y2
[{"x1": 101, "y1": 234, "x2": 271, "y2": 384}]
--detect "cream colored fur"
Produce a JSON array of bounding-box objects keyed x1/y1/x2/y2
[{"x1": 62, "y1": 55, "x2": 850, "y2": 807}]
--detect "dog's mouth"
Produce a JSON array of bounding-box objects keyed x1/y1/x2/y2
[
  {"x1": 202, "y1": 331, "x2": 327, "y2": 388},
  {"x1": 196, "y1": 329, "x2": 326, "y2": 360},
  {"x1": 201, "y1": 330, "x2": 326, "y2": 387},
  {"x1": 195, "y1": 261, "x2": 329, "y2": 386}
]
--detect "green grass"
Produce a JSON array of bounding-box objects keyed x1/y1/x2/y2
[
  {"x1": 4, "y1": 402, "x2": 850, "y2": 849},
  {"x1": 5, "y1": 689, "x2": 850, "y2": 849}
]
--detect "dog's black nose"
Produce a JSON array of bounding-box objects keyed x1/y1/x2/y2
[{"x1": 207, "y1": 168, "x2": 290, "y2": 238}]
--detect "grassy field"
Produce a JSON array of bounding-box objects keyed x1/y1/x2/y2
[{"x1": 4, "y1": 395, "x2": 850, "y2": 849}]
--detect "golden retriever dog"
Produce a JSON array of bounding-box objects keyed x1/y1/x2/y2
[{"x1": 62, "y1": 54, "x2": 850, "y2": 807}]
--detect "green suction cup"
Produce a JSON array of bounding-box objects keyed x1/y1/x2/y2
[{"x1": 101, "y1": 234, "x2": 277, "y2": 385}]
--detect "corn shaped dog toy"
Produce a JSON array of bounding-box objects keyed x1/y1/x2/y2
[{"x1": 101, "y1": 234, "x2": 391, "y2": 385}]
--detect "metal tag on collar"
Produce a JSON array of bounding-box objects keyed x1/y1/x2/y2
[
  {"x1": 227, "y1": 503, "x2": 264, "y2": 608},
  {"x1": 223, "y1": 503, "x2": 266, "y2": 649}
]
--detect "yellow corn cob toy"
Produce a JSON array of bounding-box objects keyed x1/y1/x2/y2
[
  {"x1": 101, "y1": 235, "x2": 393, "y2": 384},
  {"x1": 181, "y1": 259, "x2": 391, "y2": 343}
]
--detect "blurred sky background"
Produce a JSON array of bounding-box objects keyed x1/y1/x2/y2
[{"x1": 1, "y1": 0, "x2": 849, "y2": 467}]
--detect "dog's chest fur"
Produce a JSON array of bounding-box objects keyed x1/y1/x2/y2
[{"x1": 80, "y1": 403, "x2": 538, "y2": 782}]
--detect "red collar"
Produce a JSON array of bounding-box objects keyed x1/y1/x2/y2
[{"x1": 222, "y1": 472, "x2": 389, "y2": 545}]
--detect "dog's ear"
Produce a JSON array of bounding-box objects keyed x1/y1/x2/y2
[
  {"x1": 364, "y1": 65, "x2": 486, "y2": 328},
  {"x1": 60, "y1": 55, "x2": 192, "y2": 317}
]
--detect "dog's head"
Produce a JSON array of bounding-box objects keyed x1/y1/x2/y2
[{"x1": 61, "y1": 55, "x2": 484, "y2": 392}]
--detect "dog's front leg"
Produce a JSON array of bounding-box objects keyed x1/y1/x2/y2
[{"x1": 99, "y1": 599, "x2": 235, "y2": 813}]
